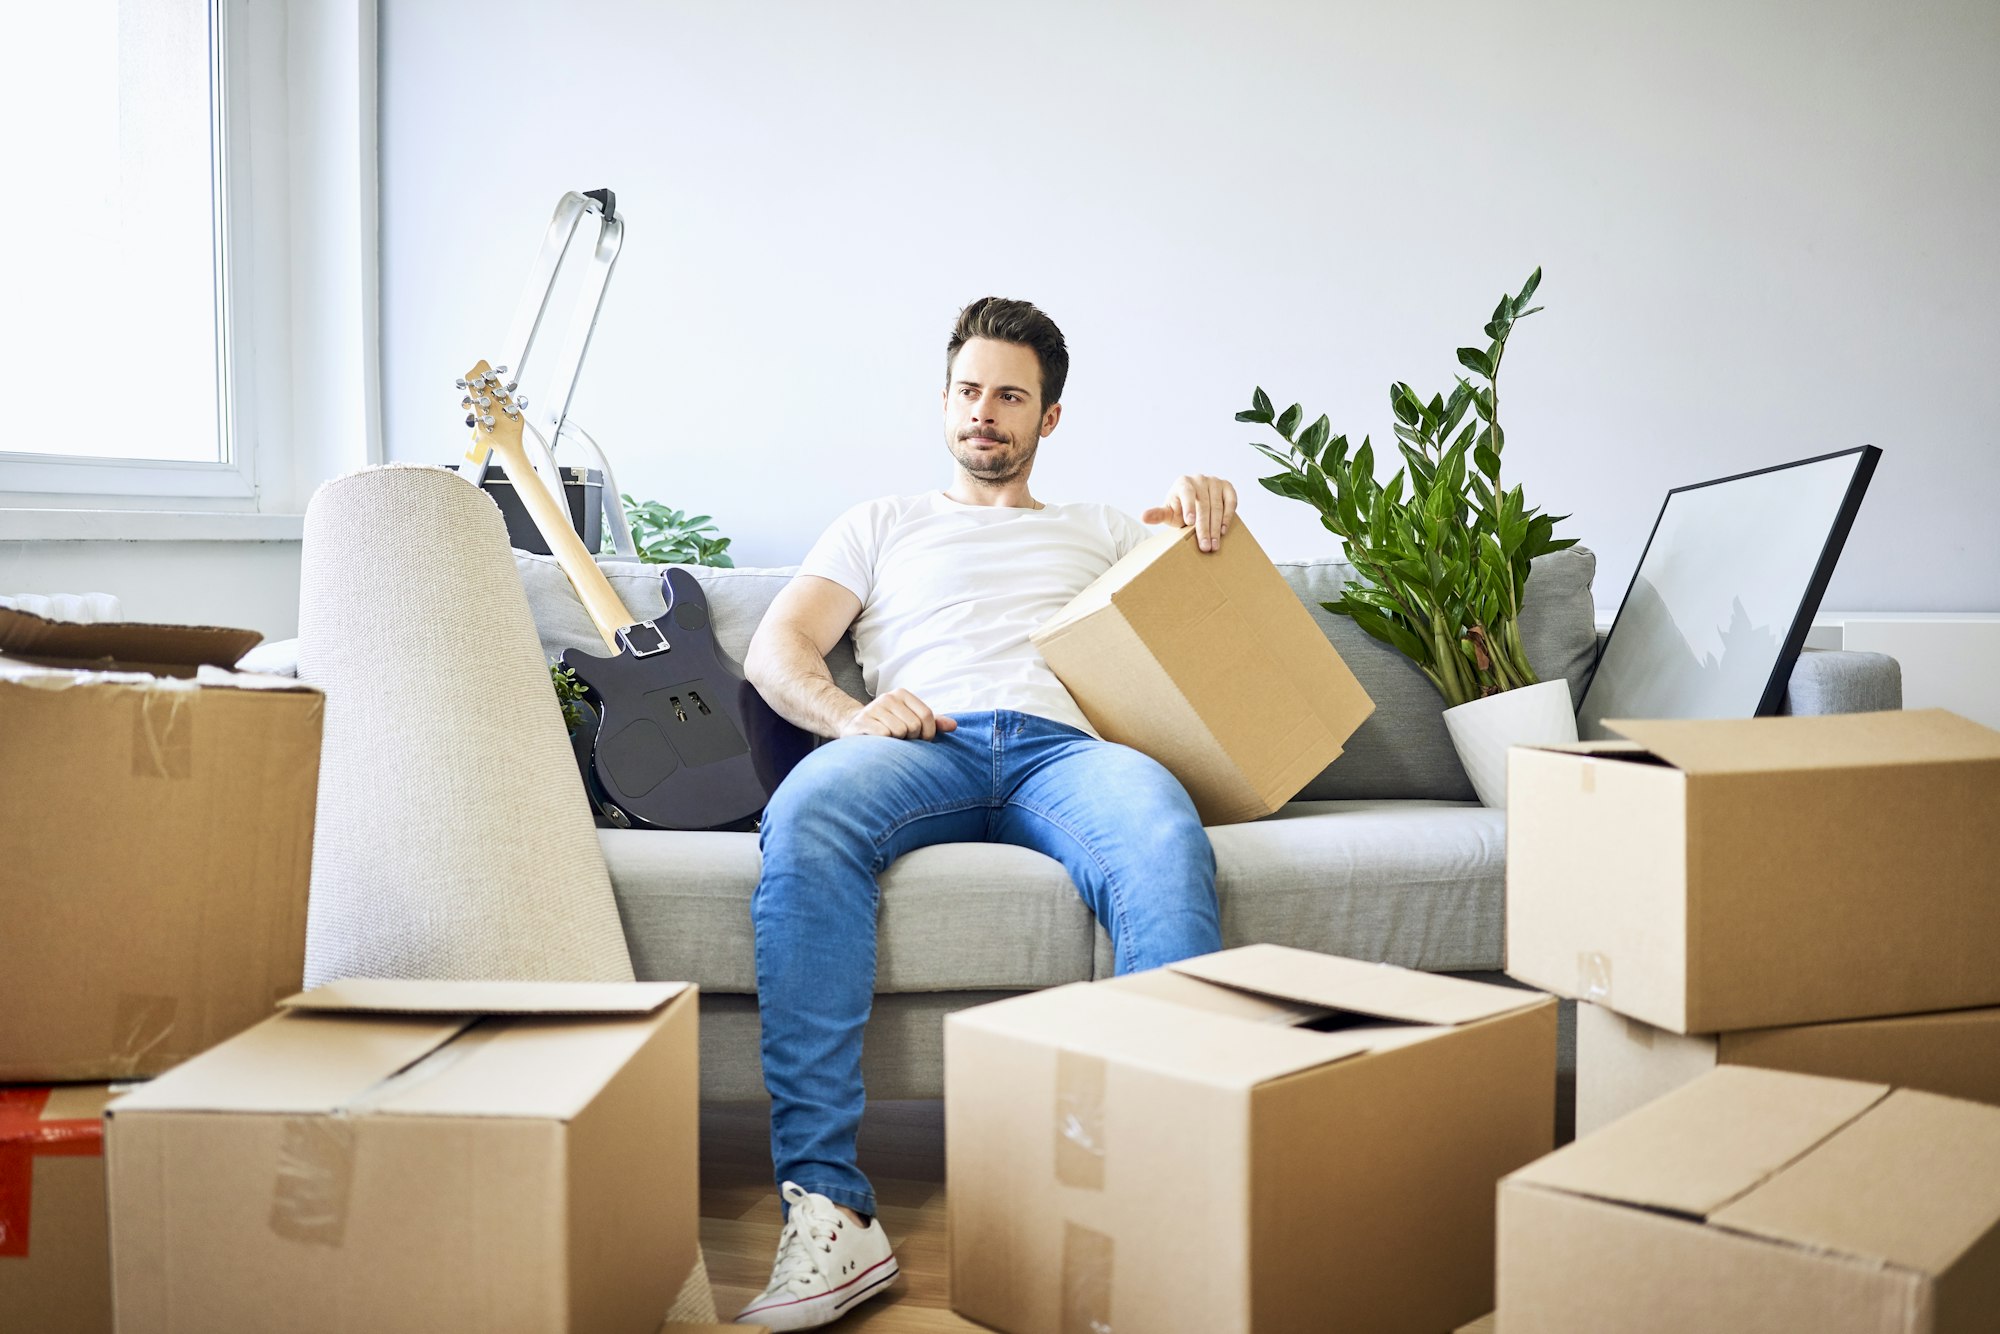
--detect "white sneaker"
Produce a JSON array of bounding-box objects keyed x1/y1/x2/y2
[{"x1": 733, "y1": 1181, "x2": 899, "y2": 1330}]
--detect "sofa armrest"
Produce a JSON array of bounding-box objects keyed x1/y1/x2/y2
[{"x1": 1781, "y1": 648, "x2": 1903, "y2": 716}]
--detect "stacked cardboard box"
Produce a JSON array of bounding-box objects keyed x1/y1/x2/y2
[
  {"x1": 105, "y1": 978, "x2": 700, "y2": 1334},
  {"x1": 1503, "y1": 709, "x2": 2000, "y2": 1317},
  {"x1": 1497, "y1": 1065, "x2": 2000, "y2": 1332},
  {"x1": 945, "y1": 944, "x2": 1557, "y2": 1333},
  {"x1": 0, "y1": 609, "x2": 326, "y2": 1328}
]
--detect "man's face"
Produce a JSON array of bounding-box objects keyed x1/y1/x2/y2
[{"x1": 943, "y1": 337, "x2": 1060, "y2": 485}]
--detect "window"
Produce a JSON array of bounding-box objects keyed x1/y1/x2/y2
[{"x1": 0, "y1": 1, "x2": 255, "y2": 502}]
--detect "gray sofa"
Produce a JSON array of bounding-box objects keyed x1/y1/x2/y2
[{"x1": 513, "y1": 546, "x2": 1903, "y2": 1101}]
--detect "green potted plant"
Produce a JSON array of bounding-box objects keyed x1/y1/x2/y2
[{"x1": 1240, "y1": 267, "x2": 1579, "y2": 806}]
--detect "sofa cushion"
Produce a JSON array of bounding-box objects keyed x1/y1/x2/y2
[
  {"x1": 607, "y1": 798, "x2": 1505, "y2": 995},
  {"x1": 1281, "y1": 547, "x2": 1598, "y2": 801},
  {"x1": 603, "y1": 829, "x2": 1099, "y2": 994}
]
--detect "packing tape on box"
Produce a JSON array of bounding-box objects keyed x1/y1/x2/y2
[
  {"x1": 132, "y1": 684, "x2": 197, "y2": 779},
  {"x1": 269, "y1": 1116, "x2": 356, "y2": 1247},
  {"x1": 263, "y1": 1020, "x2": 503, "y2": 1247},
  {"x1": 1055, "y1": 1049, "x2": 1108, "y2": 1191},
  {"x1": 109, "y1": 994, "x2": 180, "y2": 1077},
  {"x1": 1578, "y1": 952, "x2": 1612, "y2": 1005},
  {"x1": 1, "y1": 1088, "x2": 108, "y2": 1258},
  {"x1": 1061, "y1": 1221, "x2": 1115, "y2": 1334}
]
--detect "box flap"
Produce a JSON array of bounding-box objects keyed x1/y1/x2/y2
[
  {"x1": 1033, "y1": 526, "x2": 1184, "y2": 638},
  {"x1": 279, "y1": 979, "x2": 688, "y2": 1016},
  {"x1": 0, "y1": 606, "x2": 261, "y2": 672},
  {"x1": 1605, "y1": 709, "x2": 2000, "y2": 775},
  {"x1": 106, "y1": 1012, "x2": 473, "y2": 1114},
  {"x1": 1508, "y1": 1066, "x2": 1890, "y2": 1216},
  {"x1": 1710, "y1": 1088, "x2": 2000, "y2": 1276},
  {"x1": 948, "y1": 982, "x2": 1380, "y2": 1090},
  {"x1": 1168, "y1": 943, "x2": 1549, "y2": 1026}
]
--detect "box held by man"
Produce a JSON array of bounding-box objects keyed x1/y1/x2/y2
[{"x1": 1032, "y1": 522, "x2": 1374, "y2": 825}]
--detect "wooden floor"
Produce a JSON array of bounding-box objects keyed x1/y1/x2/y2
[{"x1": 698, "y1": 1099, "x2": 1498, "y2": 1333}]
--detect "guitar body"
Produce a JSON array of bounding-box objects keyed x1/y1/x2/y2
[{"x1": 563, "y1": 567, "x2": 816, "y2": 830}]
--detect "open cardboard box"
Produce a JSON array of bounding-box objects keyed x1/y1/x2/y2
[
  {"x1": 1032, "y1": 522, "x2": 1373, "y2": 825},
  {"x1": 1498, "y1": 1065, "x2": 2000, "y2": 1332},
  {"x1": 945, "y1": 944, "x2": 1556, "y2": 1334},
  {"x1": 1577, "y1": 998, "x2": 2000, "y2": 1138},
  {"x1": 105, "y1": 979, "x2": 699, "y2": 1334},
  {"x1": 0, "y1": 607, "x2": 323, "y2": 1081},
  {"x1": 1506, "y1": 709, "x2": 2000, "y2": 1033}
]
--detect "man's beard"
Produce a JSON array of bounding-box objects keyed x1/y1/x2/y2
[{"x1": 949, "y1": 428, "x2": 1037, "y2": 484}]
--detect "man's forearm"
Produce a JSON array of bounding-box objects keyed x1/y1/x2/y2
[{"x1": 747, "y1": 629, "x2": 863, "y2": 738}]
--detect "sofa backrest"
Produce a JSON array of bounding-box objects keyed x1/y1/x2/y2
[{"x1": 516, "y1": 545, "x2": 1598, "y2": 804}]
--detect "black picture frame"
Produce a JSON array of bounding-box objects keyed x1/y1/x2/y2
[{"x1": 1577, "y1": 445, "x2": 1881, "y2": 739}]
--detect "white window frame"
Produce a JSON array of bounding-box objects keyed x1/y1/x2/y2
[{"x1": 0, "y1": 0, "x2": 381, "y2": 531}]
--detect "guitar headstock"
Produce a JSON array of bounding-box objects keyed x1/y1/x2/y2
[{"x1": 457, "y1": 360, "x2": 531, "y2": 462}]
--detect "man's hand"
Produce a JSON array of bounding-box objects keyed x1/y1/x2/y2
[
  {"x1": 840, "y1": 689, "x2": 958, "y2": 740},
  {"x1": 1142, "y1": 474, "x2": 1237, "y2": 552}
]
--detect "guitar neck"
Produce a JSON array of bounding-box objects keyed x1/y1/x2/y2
[{"x1": 480, "y1": 433, "x2": 629, "y2": 653}]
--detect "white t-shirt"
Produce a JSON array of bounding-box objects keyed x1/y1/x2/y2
[{"x1": 797, "y1": 492, "x2": 1153, "y2": 737}]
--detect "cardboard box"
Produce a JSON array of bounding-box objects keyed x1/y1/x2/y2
[
  {"x1": 1576, "y1": 998, "x2": 2000, "y2": 1138},
  {"x1": 1506, "y1": 709, "x2": 2000, "y2": 1033},
  {"x1": 1032, "y1": 521, "x2": 1374, "y2": 824},
  {"x1": 1, "y1": 1083, "x2": 122, "y2": 1334},
  {"x1": 1497, "y1": 1066, "x2": 2000, "y2": 1333},
  {"x1": 945, "y1": 944, "x2": 1556, "y2": 1333},
  {"x1": 0, "y1": 608, "x2": 323, "y2": 1081},
  {"x1": 106, "y1": 979, "x2": 699, "y2": 1334}
]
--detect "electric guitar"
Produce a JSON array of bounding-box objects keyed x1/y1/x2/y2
[{"x1": 459, "y1": 360, "x2": 815, "y2": 829}]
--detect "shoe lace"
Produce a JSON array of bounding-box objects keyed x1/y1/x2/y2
[{"x1": 767, "y1": 1182, "x2": 842, "y2": 1292}]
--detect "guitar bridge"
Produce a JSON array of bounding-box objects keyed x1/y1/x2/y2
[{"x1": 617, "y1": 621, "x2": 671, "y2": 657}]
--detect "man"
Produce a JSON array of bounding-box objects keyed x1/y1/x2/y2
[{"x1": 733, "y1": 297, "x2": 1234, "y2": 1330}]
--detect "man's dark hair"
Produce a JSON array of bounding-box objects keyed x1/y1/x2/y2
[{"x1": 945, "y1": 297, "x2": 1069, "y2": 407}]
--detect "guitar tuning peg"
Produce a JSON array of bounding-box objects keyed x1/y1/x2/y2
[
  {"x1": 481, "y1": 414, "x2": 495, "y2": 426},
  {"x1": 504, "y1": 381, "x2": 518, "y2": 392},
  {"x1": 475, "y1": 395, "x2": 490, "y2": 406},
  {"x1": 464, "y1": 413, "x2": 476, "y2": 428},
  {"x1": 494, "y1": 365, "x2": 508, "y2": 376},
  {"x1": 503, "y1": 404, "x2": 520, "y2": 418},
  {"x1": 454, "y1": 378, "x2": 468, "y2": 389},
  {"x1": 515, "y1": 395, "x2": 530, "y2": 408},
  {"x1": 461, "y1": 396, "x2": 473, "y2": 408}
]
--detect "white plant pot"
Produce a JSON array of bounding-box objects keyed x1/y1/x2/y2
[{"x1": 1441, "y1": 678, "x2": 1579, "y2": 809}]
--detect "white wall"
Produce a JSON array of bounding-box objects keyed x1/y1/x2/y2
[
  {"x1": 378, "y1": 0, "x2": 1998, "y2": 612},
  {"x1": 0, "y1": 539, "x2": 302, "y2": 641}
]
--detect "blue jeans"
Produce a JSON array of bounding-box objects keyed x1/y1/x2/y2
[{"x1": 750, "y1": 709, "x2": 1223, "y2": 1217}]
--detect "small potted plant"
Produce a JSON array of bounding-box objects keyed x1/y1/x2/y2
[{"x1": 1240, "y1": 268, "x2": 1579, "y2": 806}]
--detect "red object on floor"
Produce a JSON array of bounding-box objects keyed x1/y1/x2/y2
[{"x1": 0, "y1": 1087, "x2": 105, "y2": 1258}]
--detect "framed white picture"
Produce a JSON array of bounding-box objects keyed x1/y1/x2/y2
[{"x1": 1578, "y1": 446, "x2": 1881, "y2": 740}]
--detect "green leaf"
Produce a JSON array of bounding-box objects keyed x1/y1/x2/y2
[
  {"x1": 1483, "y1": 318, "x2": 1512, "y2": 342},
  {"x1": 1515, "y1": 267, "x2": 1542, "y2": 308},
  {"x1": 1253, "y1": 387, "x2": 1274, "y2": 418},
  {"x1": 1474, "y1": 445, "x2": 1501, "y2": 482},
  {"x1": 1391, "y1": 383, "x2": 1420, "y2": 426},
  {"x1": 1234, "y1": 409, "x2": 1272, "y2": 424},
  {"x1": 1457, "y1": 346, "x2": 1495, "y2": 379},
  {"x1": 1298, "y1": 414, "x2": 1331, "y2": 459},
  {"x1": 1276, "y1": 403, "x2": 1302, "y2": 440}
]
